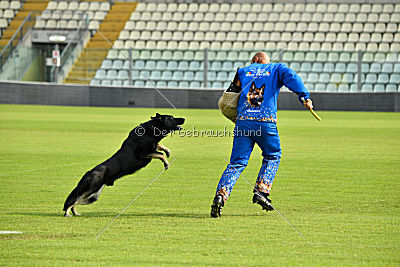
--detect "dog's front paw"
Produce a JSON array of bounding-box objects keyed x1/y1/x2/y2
[
  {"x1": 164, "y1": 148, "x2": 171, "y2": 158},
  {"x1": 164, "y1": 163, "x2": 169, "y2": 170},
  {"x1": 64, "y1": 213, "x2": 72, "y2": 217}
]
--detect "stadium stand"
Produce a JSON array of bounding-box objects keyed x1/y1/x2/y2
[
  {"x1": 87, "y1": 2, "x2": 400, "y2": 92},
  {"x1": 34, "y1": 1, "x2": 111, "y2": 30},
  {"x1": 0, "y1": 0, "x2": 45, "y2": 47},
  {"x1": 0, "y1": 1, "x2": 21, "y2": 36},
  {"x1": 64, "y1": 2, "x2": 135, "y2": 84},
  {"x1": 0, "y1": 1, "x2": 398, "y2": 92}
]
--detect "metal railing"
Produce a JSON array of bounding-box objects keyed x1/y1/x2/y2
[
  {"x1": 0, "y1": 12, "x2": 37, "y2": 71},
  {"x1": 50, "y1": 14, "x2": 89, "y2": 83}
]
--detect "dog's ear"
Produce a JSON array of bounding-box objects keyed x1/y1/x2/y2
[
  {"x1": 250, "y1": 82, "x2": 255, "y2": 90},
  {"x1": 151, "y1": 113, "x2": 162, "y2": 120},
  {"x1": 260, "y1": 84, "x2": 265, "y2": 92}
]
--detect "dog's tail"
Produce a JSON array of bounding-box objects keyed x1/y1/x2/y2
[
  {"x1": 63, "y1": 165, "x2": 107, "y2": 211},
  {"x1": 63, "y1": 171, "x2": 91, "y2": 211},
  {"x1": 63, "y1": 187, "x2": 80, "y2": 211}
]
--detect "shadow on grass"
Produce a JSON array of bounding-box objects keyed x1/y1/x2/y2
[{"x1": 7, "y1": 211, "x2": 267, "y2": 219}]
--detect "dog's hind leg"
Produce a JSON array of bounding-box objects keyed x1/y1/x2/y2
[
  {"x1": 64, "y1": 206, "x2": 73, "y2": 217},
  {"x1": 70, "y1": 184, "x2": 106, "y2": 216},
  {"x1": 71, "y1": 205, "x2": 81, "y2": 216},
  {"x1": 63, "y1": 166, "x2": 107, "y2": 217},
  {"x1": 157, "y1": 144, "x2": 171, "y2": 158},
  {"x1": 147, "y1": 152, "x2": 170, "y2": 170}
]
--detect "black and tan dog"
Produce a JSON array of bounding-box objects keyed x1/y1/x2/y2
[
  {"x1": 63, "y1": 113, "x2": 185, "y2": 217},
  {"x1": 247, "y1": 81, "x2": 265, "y2": 108}
]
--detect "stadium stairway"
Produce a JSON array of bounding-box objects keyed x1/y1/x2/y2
[
  {"x1": 0, "y1": 0, "x2": 49, "y2": 47},
  {"x1": 64, "y1": 1, "x2": 137, "y2": 84}
]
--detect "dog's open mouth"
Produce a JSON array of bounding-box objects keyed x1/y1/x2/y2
[
  {"x1": 174, "y1": 118, "x2": 185, "y2": 131},
  {"x1": 174, "y1": 125, "x2": 183, "y2": 131}
]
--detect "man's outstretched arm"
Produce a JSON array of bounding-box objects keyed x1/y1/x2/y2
[{"x1": 278, "y1": 63, "x2": 313, "y2": 109}]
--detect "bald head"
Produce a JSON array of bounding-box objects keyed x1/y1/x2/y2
[{"x1": 251, "y1": 52, "x2": 270, "y2": 64}]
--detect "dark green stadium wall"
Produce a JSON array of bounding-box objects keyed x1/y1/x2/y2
[{"x1": 0, "y1": 81, "x2": 398, "y2": 112}]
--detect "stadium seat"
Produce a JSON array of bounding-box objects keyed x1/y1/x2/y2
[
  {"x1": 112, "y1": 60, "x2": 123, "y2": 70},
  {"x1": 300, "y1": 63, "x2": 312, "y2": 72},
  {"x1": 343, "y1": 73, "x2": 354, "y2": 84},
  {"x1": 319, "y1": 73, "x2": 330, "y2": 83},
  {"x1": 361, "y1": 84, "x2": 373, "y2": 92},
  {"x1": 389, "y1": 74, "x2": 400, "y2": 84},
  {"x1": 102, "y1": 80, "x2": 112, "y2": 86},
  {"x1": 189, "y1": 61, "x2": 201, "y2": 71},
  {"x1": 189, "y1": 81, "x2": 201, "y2": 88},
  {"x1": 112, "y1": 80, "x2": 123, "y2": 86},
  {"x1": 314, "y1": 83, "x2": 326, "y2": 91},
  {"x1": 307, "y1": 73, "x2": 319, "y2": 83},
  {"x1": 156, "y1": 61, "x2": 167, "y2": 71},
  {"x1": 151, "y1": 71, "x2": 162, "y2": 80},
  {"x1": 167, "y1": 61, "x2": 178, "y2": 70},
  {"x1": 134, "y1": 80, "x2": 145, "y2": 87},
  {"x1": 327, "y1": 83, "x2": 337, "y2": 92},
  {"x1": 381, "y1": 63, "x2": 393, "y2": 74},
  {"x1": 183, "y1": 71, "x2": 194, "y2": 81},
  {"x1": 172, "y1": 71, "x2": 183, "y2": 81},
  {"x1": 210, "y1": 61, "x2": 222, "y2": 71},
  {"x1": 323, "y1": 63, "x2": 335, "y2": 73},
  {"x1": 349, "y1": 84, "x2": 358, "y2": 92},
  {"x1": 101, "y1": 60, "x2": 112, "y2": 69},
  {"x1": 161, "y1": 71, "x2": 172, "y2": 81},
  {"x1": 208, "y1": 72, "x2": 217, "y2": 81},
  {"x1": 95, "y1": 69, "x2": 106, "y2": 80},
  {"x1": 304, "y1": 83, "x2": 314, "y2": 91},
  {"x1": 216, "y1": 72, "x2": 228, "y2": 82},
  {"x1": 290, "y1": 62, "x2": 301, "y2": 72},
  {"x1": 179, "y1": 81, "x2": 189, "y2": 88},
  {"x1": 212, "y1": 82, "x2": 223, "y2": 89},
  {"x1": 194, "y1": 71, "x2": 203, "y2": 82},
  {"x1": 305, "y1": 52, "x2": 317, "y2": 62},
  {"x1": 338, "y1": 84, "x2": 349, "y2": 92},
  {"x1": 374, "y1": 84, "x2": 385, "y2": 92},
  {"x1": 331, "y1": 73, "x2": 342, "y2": 83},
  {"x1": 90, "y1": 79, "x2": 100, "y2": 86},
  {"x1": 362, "y1": 63, "x2": 370, "y2": 73},
  {"x1": 118, "y1": 70, "x2": 129, "y2": 80},
  {"x1": 369, "y1": 63, "x2": 381, "y2": 73},
  {"x1": 385, "y1": 84, "x2": 397, "y2": 92},
  {"x1": 353, "y1": 74, "x2": 366, "y2": 84},
  {"x1": 335, "y1": 63, "x2": 346, "y2": 73},
  {"x1": 134, "y1": 60, "x2": 145, "y2": 69},
  {"x1": 298, "y1": 73, "x2": 307, "y2": 82},
  {"x1": 311, "y1": 63, "x2": 323, "y2": 73},
  {"x1": 366, "y1": 74, "x2": 377, "y2": 84},
  {"x1": 131, "y1": 71, "x2": 140, "y2": 80},
  {"x1": 316, "y1": 52, "x2": 328, "y2": 62},
  {"x1": 393, "y1": 64, "x2": 400, "y2": 72},
  {"x1": 167, "y1": 81, "x2": 178, "y2": 88},
  {"x1": 178, "y1": 61, "x2": 189, "y2": 71},
  {"x1": 386, "y1": 53, "x2": 397, "y2": 62}
]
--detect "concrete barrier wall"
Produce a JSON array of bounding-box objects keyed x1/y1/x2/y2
[{"x1": 0, "y1": 81, "x2": 399, "y2": 112}]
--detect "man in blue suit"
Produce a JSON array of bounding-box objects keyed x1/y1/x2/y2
[{"x1": 211, "y1": 51, "x2": 314, "y2": 217}]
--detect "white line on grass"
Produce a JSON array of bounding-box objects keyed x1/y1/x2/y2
[{"x1": 0, "y1": 231, "x2": 23, "y2": 234}]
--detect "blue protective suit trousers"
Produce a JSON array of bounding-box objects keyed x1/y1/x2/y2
[{"x1": 215, "y1": 120, "x2": 281, "y2": 201}]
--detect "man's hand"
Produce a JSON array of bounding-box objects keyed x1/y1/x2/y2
[{"x1": 303, "y1": 99, "x2": 313, "y2": 110}]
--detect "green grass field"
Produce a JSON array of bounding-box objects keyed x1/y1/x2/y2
[{"x1": 0, "y1": 104, "x2": 399, "y2": 266}]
